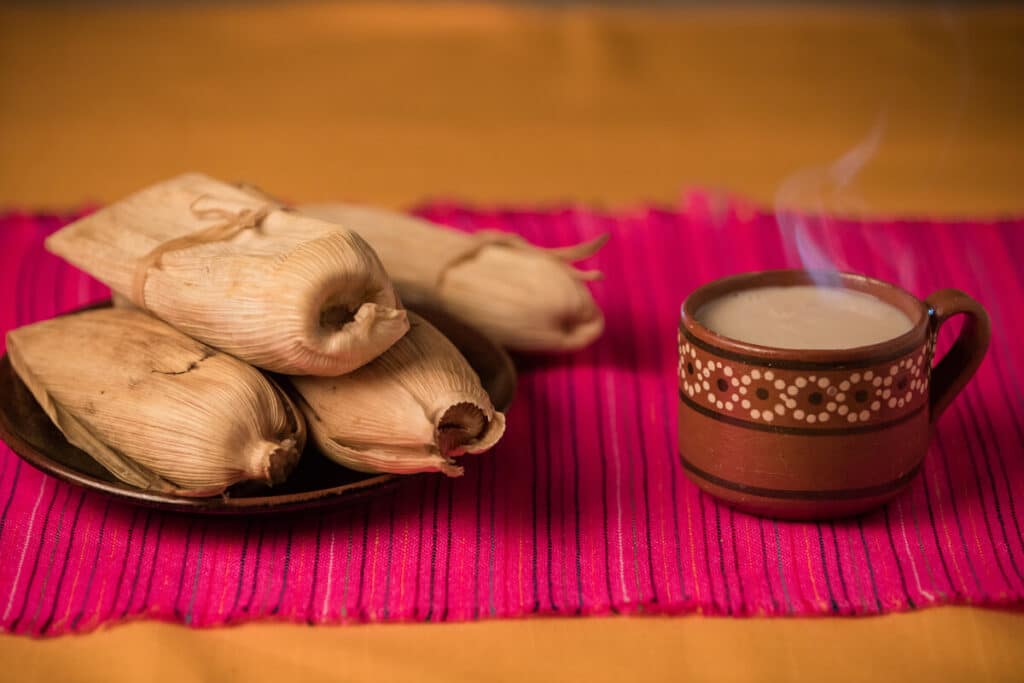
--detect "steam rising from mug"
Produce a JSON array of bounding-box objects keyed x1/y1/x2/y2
[{"x1": 773, "y1": 114, "x2": 917, "y2": 290}]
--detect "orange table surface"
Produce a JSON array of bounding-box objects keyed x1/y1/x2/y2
[{"x1": 1, "y1": 3, "x2": 1022, "y2": 682}]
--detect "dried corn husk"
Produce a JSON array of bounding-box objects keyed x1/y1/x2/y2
[
  {"x1": 290, "y1": 312, "x2": 505, "y2": 477},
  {"x1": 297, "y1": 202, "x2": 606, "y2": 352},
  {"x1": 6, "y1": 308, "x2": 306, "y2": 497},
  {"x1": 46, "y1": 173, "x2": 408, "y2": 376}
]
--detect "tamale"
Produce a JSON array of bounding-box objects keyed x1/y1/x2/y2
[
  {"x1": 290, "y1": 312, "x2": 506, "y2": 477},
  {"x1": 297, "y1": 202, "x2": 606, "y2": 352},
  {"x1": 6, "y1": 309, "x2": 306, "y2": 497},
  {"x1": 46, "y1": 173, "x2": 408, "y2": 376}
]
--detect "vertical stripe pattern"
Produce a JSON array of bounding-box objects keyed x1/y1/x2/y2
[{"x1": 0, "y1": 201, "x2": 1022, "y2": 636}]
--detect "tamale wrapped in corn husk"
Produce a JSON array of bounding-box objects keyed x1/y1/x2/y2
[
  {"x1": 6, "y1": 309, "x2": 306, "y2": 497},
  {"x1": 290, "y1": 312, "x2": 505, "y2": 477},
  {"x1": 297, "y1": 202, "x2": 607, "y2": 352},
  {"x1": 46, "y1": 173, "x2": 408, "y2": 376}
]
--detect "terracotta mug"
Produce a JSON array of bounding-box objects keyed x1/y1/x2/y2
[{"x1": 677, "y1": 270, "x2": 990, "y2": 520}]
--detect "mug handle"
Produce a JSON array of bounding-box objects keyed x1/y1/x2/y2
[{"x1": 924, "y1": 289, "x2": 991, "y2": 423}]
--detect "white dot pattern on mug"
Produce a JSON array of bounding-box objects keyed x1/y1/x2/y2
[{"x1": 678, "y1": 330, "x2": 931, "y2": 428}]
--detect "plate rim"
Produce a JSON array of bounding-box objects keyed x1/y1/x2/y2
[{"x1": 0, "y1": 301, "x2": 516, "y2": 514}]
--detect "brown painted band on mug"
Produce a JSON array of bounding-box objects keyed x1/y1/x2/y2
[
  {"x1": 678, "y1": 388, "x2": 927, "y2": 436},
  {"x1": 679, "y1": 455, "x2": 923, "y2": 501}
]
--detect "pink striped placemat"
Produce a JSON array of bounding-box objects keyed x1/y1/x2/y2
[{"x1": 0, "y1": 195, "x2": 1022, "y2": 636}]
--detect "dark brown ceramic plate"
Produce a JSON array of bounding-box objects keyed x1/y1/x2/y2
[{"x1": 0, "y1": 301, "x2": 516, "y2": 514}]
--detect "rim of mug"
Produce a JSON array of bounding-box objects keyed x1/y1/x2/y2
[{"x1": 679, "y1": 269, "x2": 930, "y2": 368}]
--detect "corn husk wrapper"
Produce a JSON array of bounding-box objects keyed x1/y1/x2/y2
[
  {"x1": 298, "y1": 202, "x2": 606, "y2": 352},
  {"x1": 290, "y1": 312, "x2": 506, "y2": 477},
  {"x1": 6, "y1": 309, "x2": 306, "y2": 497},
  {"x1": 46, "y1": 173, "x2": 408, "y2": 376}
]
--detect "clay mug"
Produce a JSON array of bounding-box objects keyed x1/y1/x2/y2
[{"x1": 677, "y1": 270, "x2": 990, "y2": 520}]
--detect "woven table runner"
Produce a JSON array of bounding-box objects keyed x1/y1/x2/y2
[{"x1": 1, "y1": 195, "x2": 1022, "y2": 636}]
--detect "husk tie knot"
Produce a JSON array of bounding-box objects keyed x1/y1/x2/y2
[{"x1": 132, "y1": 196, "x2": 275, "y2": 307}]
